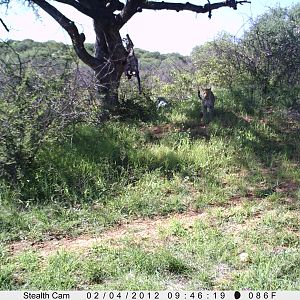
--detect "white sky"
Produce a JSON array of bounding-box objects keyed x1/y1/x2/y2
[{"x1": 0, "y1": 0, "x2": 298, "y2": 55}]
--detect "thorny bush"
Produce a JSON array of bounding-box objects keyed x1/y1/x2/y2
[{"x1": 0, "y1": 43, "x2": 96, "y2": 182}]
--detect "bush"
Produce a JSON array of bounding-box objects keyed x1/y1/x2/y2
[
  {"x1": 118, "y1": 82, "x2": 158, "y2": 121},
  {"x1": 0, "y1": 43, "x2": 92, "y2": 182},
  {"x1": 191, "y1": 4, "x2": 300, "y2": 111}
]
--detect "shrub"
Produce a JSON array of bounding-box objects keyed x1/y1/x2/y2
[
  {"x1": 118, "y1": 82, "x2": 158, "y2": 121},
  {"x1": 0, "y1": 43, "x2": 92, "y2": 182}
]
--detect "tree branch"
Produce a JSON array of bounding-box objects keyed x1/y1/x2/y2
[
  {"x1": 0, "y1": 17, "x2": 9, "y2": 32},
  {"x1": 53, "y1": 0, "x2": 124, "y2": 19},
  {"x1": 105, "y1": 0, "x2": 125, "y2": 12},
  {"x1": 117, "y1": 0, "x2": 142, "y2": 28},
  {"x1": 141, "y1": 0, "x2": 251, "y2": 14},
  {"x1": 53, "y1": 0, "x2": 96, "y2": 19},
  {"x1": 117, "y1": 0, "x2": 250, "y2": 28},
  {"x1": 31, "y1": 0, "x2": 100, "y2": 69}
]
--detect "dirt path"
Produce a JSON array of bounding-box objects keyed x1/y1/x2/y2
[
  {"x1": 9, "y1": 211, "x2": 204, "y2": 257},
  {"x1": 8, "y1": 179, "x2": 299, "y2": 257}
]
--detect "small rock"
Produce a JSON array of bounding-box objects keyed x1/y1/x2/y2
[{"x1": 239, "y1": 252, "x2": 250, "y2": 262}]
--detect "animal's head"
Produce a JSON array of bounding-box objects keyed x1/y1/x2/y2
[{"x1": 202, "y1": 88, "x2": 212, "y2": 97}]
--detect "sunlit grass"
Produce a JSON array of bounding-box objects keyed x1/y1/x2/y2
[
  {"x1": 2, "y1": 194, "x2": 298, "y2": 290},
  {"x1": 1, "y1": 91, "x2": 299, "y2": 290}
]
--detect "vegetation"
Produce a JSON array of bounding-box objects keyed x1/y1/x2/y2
[
  {"x1": 0, "y1": 4, "x2": 299, "y2": 290},
  {"x1": 191, "y1": 4, "x2": 300, "y2": 111},
  {"x1": 2, "y1": 0, "x2": 249, "y2": 112}
]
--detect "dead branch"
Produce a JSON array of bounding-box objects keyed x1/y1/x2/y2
[
  {"x1": 141, "y1": 0, "x2": 251, "y2": 14},
  {"x1": 0, "y1": 17, "x2": 9, "y2": 32}
]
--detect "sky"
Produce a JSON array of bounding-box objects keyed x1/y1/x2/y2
[{"x1": 0, "y1": 0, "x2": 298, "y2": 55}]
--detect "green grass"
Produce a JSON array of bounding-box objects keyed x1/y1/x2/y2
[
  {"x1": 1, "y1": 196, "x2": 299, "y2": 289},
  {"x1": 0, "y1": 92, "x2": 299, "y2": 290}
]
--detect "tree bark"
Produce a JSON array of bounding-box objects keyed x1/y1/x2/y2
[{"x1": 93, "y1": 20, "x2": 128, "y2": 113}]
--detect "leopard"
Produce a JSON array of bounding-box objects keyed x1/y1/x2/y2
[{"x1": 198, "y1": 88, "x2": 215, "y2": 124}]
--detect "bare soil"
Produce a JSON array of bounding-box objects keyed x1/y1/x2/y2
[
  {"x1": 9, "y1": 211, "x2": 204, "y2": 257},
  {"x1": 8, "y1": 179, "x2": 298, "y2": 257}
]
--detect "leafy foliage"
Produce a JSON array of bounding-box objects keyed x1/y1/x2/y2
[
  {"x1": 191, "y1": 4, "x2": 300, "y2": 111},
  {"x1": 118, "y1": 87, "x2": 158, "y2": 121},
  {"x1": 241, "y1": 5, "x2": 300, "y2": 93},
  {"x1": 0, "y1": 41, "x2": 94, "y2": 181}
]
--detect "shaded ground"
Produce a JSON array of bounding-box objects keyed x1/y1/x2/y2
[{"x1": 143, "y1": 121, "x2": 209, "y2": 140}]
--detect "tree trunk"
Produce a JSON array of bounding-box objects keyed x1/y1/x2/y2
[{"x1": 93, "y1": 20, "x2": 127, "y2": 114}]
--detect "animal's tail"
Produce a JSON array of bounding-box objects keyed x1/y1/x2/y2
[
  {"x1": 137, "y1": 73, "x2": 142, "y2": 94},
  {"x1": 197, "y1": 88, "x2": 202, "y2": 100}
]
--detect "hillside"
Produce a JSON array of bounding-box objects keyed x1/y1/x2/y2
[{"x1": 0, "y1": 39, "x2": 189, "y2": 81}]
